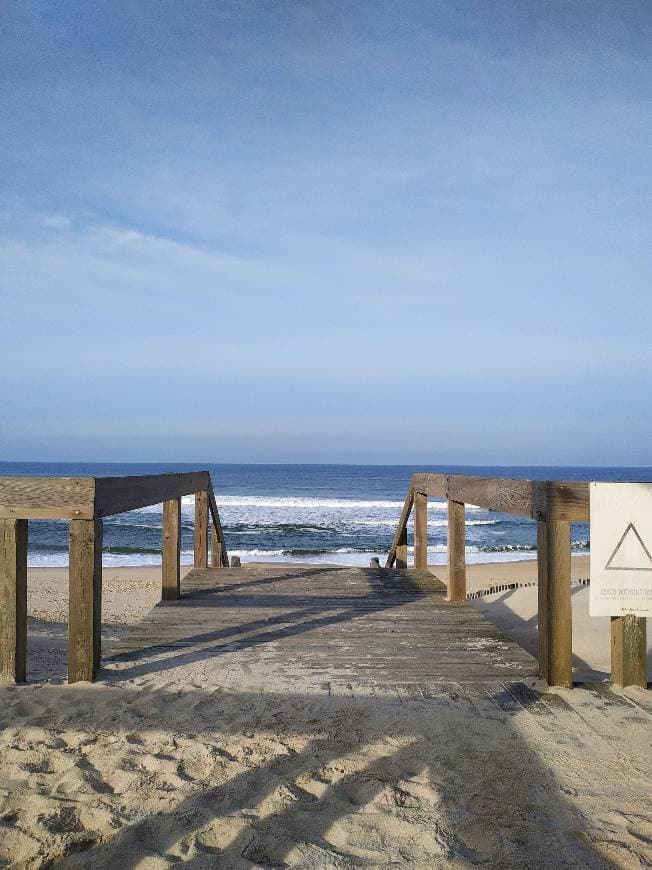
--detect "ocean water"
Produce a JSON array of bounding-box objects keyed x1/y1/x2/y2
[{"x1": 2, "y1": 463, "x2": 652, "y2": 569}]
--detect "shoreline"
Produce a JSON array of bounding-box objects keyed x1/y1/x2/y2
[{"x1": 26, "y1": 554, "x2": 591, "y2": 606}]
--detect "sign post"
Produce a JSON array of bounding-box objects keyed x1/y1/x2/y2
[{"x1": 590, "y1": 483, "x2": 649, "y2": 688}]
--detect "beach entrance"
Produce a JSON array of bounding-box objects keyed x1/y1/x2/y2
[
  {"x1": 0, "y1": 471, "x2": 648, "y2": 689},
  {"x1": 103, "y1": 563, "x2": 536, "y2": 689},
  {"x1": 1, "y1": 472, "x2": 650, "y2": 867}
]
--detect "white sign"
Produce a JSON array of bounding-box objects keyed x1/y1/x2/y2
[{"x1": 590, "y1": 482, "x2": 652, "y2": 616}]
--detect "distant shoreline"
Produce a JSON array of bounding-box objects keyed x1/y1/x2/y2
[{"x1": 27, "y1": 554, "x2": 591, "y2": 596}]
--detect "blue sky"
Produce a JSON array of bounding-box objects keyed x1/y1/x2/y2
[{"x1": 1, "y1": 1, "x2": 651, "y2": 464}]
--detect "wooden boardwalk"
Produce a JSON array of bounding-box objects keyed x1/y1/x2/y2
[{"x1": 104, "y1": 564, "x2": 538, "y2": 689}]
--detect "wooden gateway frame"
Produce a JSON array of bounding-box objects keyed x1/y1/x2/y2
[
  {"x1": 0, "y1": 473, "x2": 228, "y2": 683},
  {"x1": 0, "y1": 471, "x2": 647, "y2": 689},
  {"x1": 386, "y1": 473, "x2": 648, "y2": 690}
]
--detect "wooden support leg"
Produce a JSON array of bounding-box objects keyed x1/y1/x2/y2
[
  {"x1": 0, "y1": 519, "x2": 28, "y2": 682},
  {"x1": 537, "y1": 520, "x2": 572, "y2": 687},
  {"x1": 447, "y1": 500, "x2": 466, "y2": 602},
  {"x1": 414, "y1": 491, "x2": 428, "y2": 571},
  {"x1": 611, "y1": 615, "x2": 647, "y2": 688},
  {"x1": 194, "y1": 490, "x2": 208, "y2": 569},
  {"x1": 210, "y1": 525, "x2": 222, "y2": 568},
  {"x1": 162, "y1": 498, "x2": 181, "y2": 601},
  {"x1": 69, "y1": 519, "x2": 102, "y2": 683},
  {"x1": 396, "y1": 525, "x2": 408, "y2": 569}
]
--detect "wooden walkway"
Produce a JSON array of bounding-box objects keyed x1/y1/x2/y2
[{"x1": 104, "y1": 565, "x2": 538, "y2": 689}]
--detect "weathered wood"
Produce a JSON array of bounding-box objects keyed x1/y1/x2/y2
[
  {"x1": 0, "y1": 477, "x2": 95, "y2": 520},
  {"x1": 162, "y1": 498, "x2": 181, "y2": 601},
  {"x1": 396, "y1": 525, "x2": 408, "y2": 569},
  {"x1": 0, "y1": 472, "x2": 218, "y2": 521},
  {"x1": 386, "y1": 490, "x2": 413, "y2": 568},
  {"x1": 94, "y1": 472, "x2": 209, "y2": 518},
  {"x1": 413, "y1": 491, "x2": 428, "y2": 571},
  {"x1": 0, "y1": 519, "x2": 28, "y2": 682},
  {"x1": 534, "y1": 481, "x2": 590, "y2": 522},
  {"x1": 207, "y1": 484, "x2": 229, "y2": 567},
  {"x1": 409, "y1": 473, "x2": 589, "y2": 522},
  {"x1": 611, "y1": 615, "x2": 647, "y2": 688},
  {"x1": 194, "y1": 490, "x2": 208, "y2": 569},
  {"x1": 106, "y1": 565, "x2": 538, "y2": 685},
  {"x1": 411, "y1": 473, "x2": 447, "y2": 499},
  {"x1": 230, "y1": 556, "x2": 241, "y2": 568},
  {"x1": 537, "y1": 520, "x2": 572, "y2": 687},
  {"x1": 448, "y1": 477, "x2": 535, "y2": 518},
  {"x1": 68, "y1": 519, "x2": 102, "y2": 683},
  {"x1": 210, "y1": 525, "x2": 222, "y2": 567},
  {"x1": 447, "y1": 500, "x2": 466, "y2": 602}
]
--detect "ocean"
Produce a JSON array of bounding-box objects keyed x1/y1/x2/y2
[{"x1": 2, "y1": 463, "x2": 652, "y2": 569}]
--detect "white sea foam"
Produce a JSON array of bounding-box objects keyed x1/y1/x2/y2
[
  {"x1": 132, "y1": 495, "x2": 485, "y2": 515},
  {"x1": 27, "y1": 543, "x2": 588, "y2": 569},
  {"x1": 27, "y1": 487, "x2": 585, "y2": 569}
]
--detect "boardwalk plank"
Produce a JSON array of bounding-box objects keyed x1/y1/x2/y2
[{"x1": 106, "y1": 565, "x2": 538, "y2": 687}]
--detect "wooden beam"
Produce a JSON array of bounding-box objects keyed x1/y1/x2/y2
[
  {"x1": 0, "y1": 477, "x2": 94, "y2": 520},
  {"x1": 210, "y1": 526, "x2": 222, "y2": 568},
  {"x1": 546, "y1": 482, "x2": 590, "y2": 522},
  {"x1": 386, "y1": 490, "x2": 413, "y2": 568},
  {"x1": 396, "y1": 525, "x2": 408, "y2": 569},
  {"x1": 194, "y1": 490, "x2": 208, "y2": 569},
  {"x1": 413, "y1": 491, "x2": 428, "y2": 571},
  {"x1": 537, "y1": 520, "x2": 572, "y2": 687},
  {"x1": 94, "y1": 472, "x2": 209, "y2": 518},
  {"x1": 611, "y1": 615, "x2": 647, "y2": 688},
  {"x1": 207, "y1": 484, "x2": 229, "y2": 567},
  {"x1": 0, "y1": 471, "x2": 592, "y2": 525},
  {"x1": 162, "y1": 498, "x2": 181, "y2": 601},
  {"x1": 68, "y1": 519, "x2": 102, "y2": 683},
  {"x1": 408, "y1": 474, "x2": 590, "y2": 523},
  {"x1": 447, "y1": 476, "x2": 536, "y2": 518},
  {"x1": 447, "y1": 500, "x2": 466, "y2": 602},
  {"x1": 0, "y1": 519, "x2": 28, "y2": 682},
  {"x1": 412, "y1": 473, "x2": 447, "y2": 499}
]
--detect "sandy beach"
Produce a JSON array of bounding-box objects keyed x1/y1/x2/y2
[{"x1": 0, "y1": 557, "x2": 650, "y2": 868}]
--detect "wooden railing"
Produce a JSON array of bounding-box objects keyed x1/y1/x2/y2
[
  {"x1": 0, "y1": 472, "x2": 229, "y2": 684},
  {"x1": 386, "y1": 473, "x2": 648, "y2": 690}
]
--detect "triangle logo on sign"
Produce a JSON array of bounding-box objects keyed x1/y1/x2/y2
[{"x1": 605, "y1": 522, "x2": 652, "y2": 571}]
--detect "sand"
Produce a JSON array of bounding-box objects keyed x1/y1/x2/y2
[
  {"x1": 435, "y1": 556, "x2": 651, "y2": 682},
  {"x1": 0, "y1": 559, "x2": 650, "y2": 868}
]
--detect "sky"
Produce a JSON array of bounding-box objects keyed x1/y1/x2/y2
[{"x1": 1, "y1": 0, "x2": 651, "y2": 465}]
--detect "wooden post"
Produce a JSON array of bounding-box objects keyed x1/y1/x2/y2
[
  {"x1": 447, "y1": 500, "x2": 466, "y2": 601},
  {"x1": 396, "y1": 525, "x2": 408, "y2": 569},
  {"x1": 194, "y1": 490, "x2": 208, "y2": 569},
  {"x1": 611, "y1": 615, "x2": 647, "y2": 688},
  {"x1": 162, "y1": 498, "x2": 181, "y2": 601},
  {"x1": 414, "y1": 491, "x2": 428, "y2": 571},
  {"x1": 537, "y1": 520, "x2": 572, "y2": 687},
  {"x1": 0, "y1": 519, "x2": 28, "y2": 682},
  {"x1": 210, "y1": 525, "x2": 222, "y2": 567},
  {"x1": 69, "y1": 519, "x2": 102, "y2": 683},
  {"x1": 230, "y1": 555, "x2": 241, "y2": 568}
]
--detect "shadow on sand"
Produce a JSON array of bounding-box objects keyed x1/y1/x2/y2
[{"x1": 0, "y1": 676, "x2": 627, "y2": 868}]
